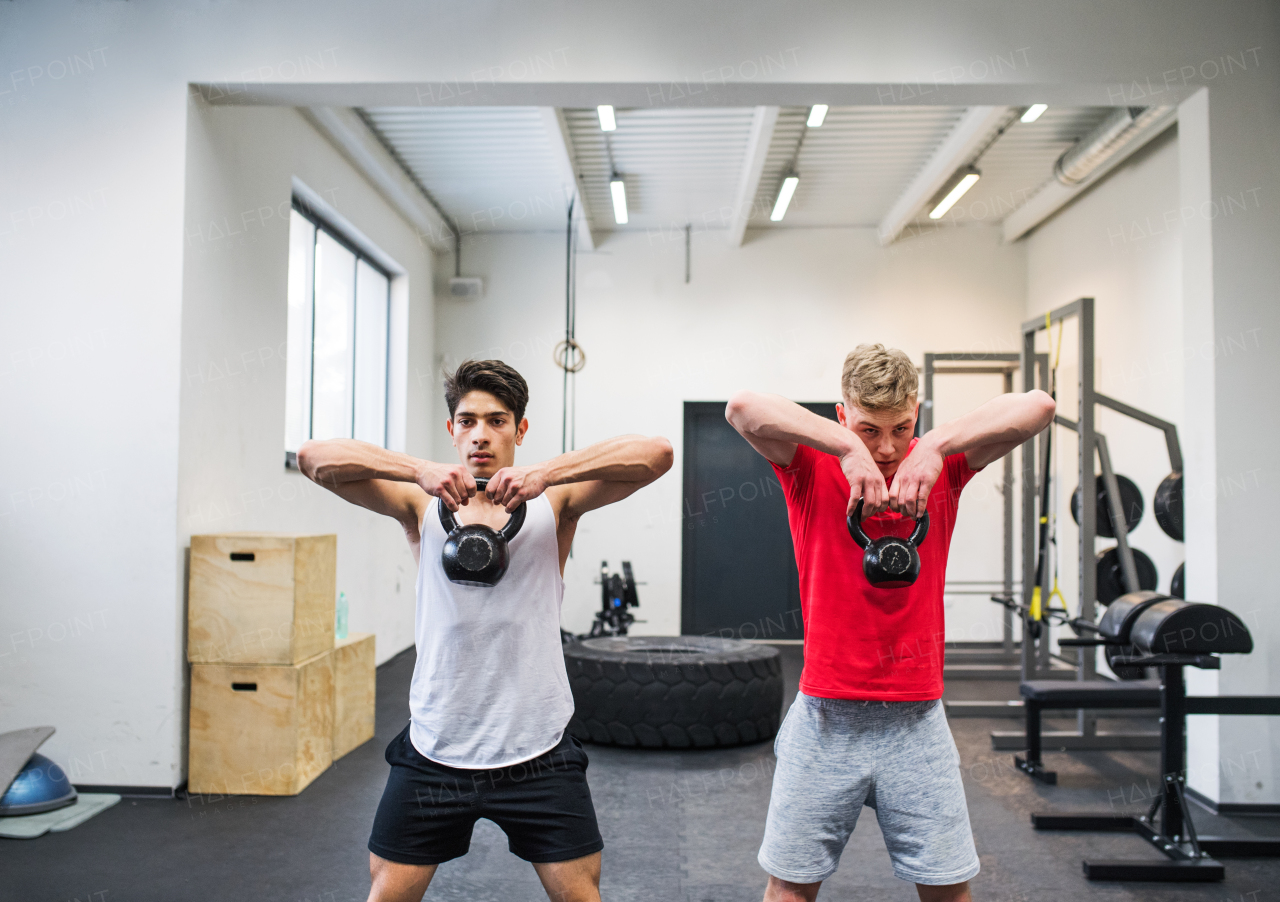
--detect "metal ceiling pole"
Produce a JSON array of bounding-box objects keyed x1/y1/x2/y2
[
  {"x1": 1003, "y1": 368, "x2": 1015, "y2": 655},
  {"x1": 1020, "y1": 329, "x2": 1039, "y2": 681},
  {"x1": 1076, "y1": 297, "x2": 1098, "y2": 739},
  {"x1": 1036, "y1": 352, "x2": 1051, "y2": 671},
  {"x1": 1077, "y1": 298, "x2": 1098, "y2": 686},
  {"x1": 922, "y1": 353, "x2": 935, "y2": 433}
]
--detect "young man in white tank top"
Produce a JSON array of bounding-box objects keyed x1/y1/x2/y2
[{"x1": 297, "y1": 359, "x2": 673, "y2": 902}]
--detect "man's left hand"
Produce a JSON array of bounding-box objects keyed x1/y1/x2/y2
[
  {"x1": 888, "y1": 439, "x2": 944, "y2": 519},
  {"x1": 486, "y1": 465, "x2": 550, "y2": 511}
]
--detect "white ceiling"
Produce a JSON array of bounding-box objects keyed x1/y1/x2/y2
[
  {"x1": 359, "y1": 103, "x2": 1126, "y2": 239},
  {"x1": 749, "y1": 106, "x2": 970, "y2": 229},
  {"x1": 564, "y1": 106, "x2": 758, "y2": 233},
  {"x1": 361, "y1": 106, "x2": 570, "y2": 232},
  {"x1": 916, "y1": 106, "x2": 1113, "y2": 228}
]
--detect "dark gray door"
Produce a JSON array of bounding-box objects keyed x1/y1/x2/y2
[{"x1": 681, "y1": 401, "x2": 839, "y2": 640}]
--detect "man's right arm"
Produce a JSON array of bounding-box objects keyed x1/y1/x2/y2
[
  {"x1": 296, "y1": 439, "x2": 477, "y2": 537},
  {"x1": 724, "y1": 391, "x2": 888, "y2": 515}
]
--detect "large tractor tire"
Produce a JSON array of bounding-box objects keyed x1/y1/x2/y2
[{"x1": 563, "y1": 636, "x2": 784, "y2": 749}]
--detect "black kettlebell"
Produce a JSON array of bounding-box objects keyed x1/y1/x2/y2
[
  {"x1": 847, "y1": 499, "x2": 930, "y2": 588},
  {"x1": 438, "y1": 477, "x2": 527, "y2": 587}
]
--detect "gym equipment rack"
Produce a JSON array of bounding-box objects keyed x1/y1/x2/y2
[
  {"x1": 922, "y1": 353, "x2": 1051, "y2": 702},
  {"x1": 981, "y1": 297, "x2": 1184, "y2": 751}
]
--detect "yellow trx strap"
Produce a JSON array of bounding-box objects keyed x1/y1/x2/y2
[{"x1": 1048, "y1": 579, "x2": 1068, "y2": 616}]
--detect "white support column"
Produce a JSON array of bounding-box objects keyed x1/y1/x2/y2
[
  {"x1": 727, "y1": 105, "x2": 779, "y2": 246},
  {"x1": 877, "y1": 105, "x2": 1011, "y2": 245},
  {"x1": 1179, "y1": 88, "x2": 1220, "y2": 806},
  {"x1": 539, "y1": 107, "x2": 596, "y2": 250}
]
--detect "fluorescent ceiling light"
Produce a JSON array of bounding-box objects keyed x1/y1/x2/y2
[
  {"x1": 770, "y1": 174, "x2": 800, "y2": 221},
  {"x1": 1021, "y1": 103, "x2": 1048, "y2": 123},
  {"x1": 928, "y1": 168, "x2": 980, "y2": 219},
  {"x1": 609, "y1": 176, "x2": 628, "y2": 224},
  {"x1": 597, "y1": 105, "x2": 617, "y2": 131},
  {"x1": 806, "y1": 104, "x2": 828, "y2": 127}
]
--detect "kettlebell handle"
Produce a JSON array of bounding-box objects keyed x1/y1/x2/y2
[
  {"x1": 846, "y1": 498, "x2": 930, "y2": 548},
  {"x1": 436, "y1": 476, "x2": 527, "y2": 541}
]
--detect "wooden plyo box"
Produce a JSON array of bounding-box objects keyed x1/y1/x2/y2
[
  {"x1": 188, "y1": 533, "x2": 336, "y2": 665},
  {"x1": 332, "y1": 633, "x2": 376, "y2": 759},
  {"x1": 189, "y1": 650, "x2": 334, "y2": 796}
]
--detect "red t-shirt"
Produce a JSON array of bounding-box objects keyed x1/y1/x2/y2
[{"x1": 771, "y1": 438, "x2": 979, "y2": 701}]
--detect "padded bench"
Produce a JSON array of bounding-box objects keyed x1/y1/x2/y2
[{"x1": 1016, "y1": 679, "x2": 1161, "y2": 784}]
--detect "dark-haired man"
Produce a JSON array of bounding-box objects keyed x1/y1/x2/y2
[{"x1": 298, "y1": 359, "x2": 673, "y2": 902}]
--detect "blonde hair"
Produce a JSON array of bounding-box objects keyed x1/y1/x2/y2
[{"x1": 841, "y1": 343, "x2": 918, "y2": 412}]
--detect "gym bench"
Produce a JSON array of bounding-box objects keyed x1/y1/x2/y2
[
  {"x1": 1019, "y1": 592, "x2": 1280, "y2": 882},
  {"x1": 1014, "y1": 678, "x2": 1160, "y2": 784}
]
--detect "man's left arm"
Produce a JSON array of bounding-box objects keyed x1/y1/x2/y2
[
  {"x1": 890, "y1": 390, "x2": 1056, "y2": 517},
  {"x1": 484, "y1": 434, "x2": 674, "y2": 519}
]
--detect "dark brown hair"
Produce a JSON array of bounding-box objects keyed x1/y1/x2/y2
[{"x1": 443, "y1": 359, "x2": 529, "y2": 422}]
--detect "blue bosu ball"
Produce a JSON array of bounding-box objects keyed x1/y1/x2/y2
[{"x1": 0, "y1": 752, "x2": 78, "y2": 816}]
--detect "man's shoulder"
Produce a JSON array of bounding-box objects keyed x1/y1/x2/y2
[{"x1": 775, "y1": 442, "x2": 831, "y2": 474}]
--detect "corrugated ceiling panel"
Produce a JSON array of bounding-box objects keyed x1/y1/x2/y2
[
  {"x1": 361, "y1": 103, "x2": 1127, "y2": 239},
  {"x1": 564, "y1": 107, "x2": 756, "y2": 232},
  {"x1": 362, "y1": 106, "x2": 571, "y2": 232},
  {"x1": 749, "y1": 106, "x2": 968, "y2": 229}
]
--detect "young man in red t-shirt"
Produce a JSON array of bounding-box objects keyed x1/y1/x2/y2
[{"x1": 726, "y1": 344, "x2": 1054, "y2": 902}]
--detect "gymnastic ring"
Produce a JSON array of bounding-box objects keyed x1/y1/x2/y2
[{"x1": 553, "y1": 339, "x2": 587, "y2": 373}]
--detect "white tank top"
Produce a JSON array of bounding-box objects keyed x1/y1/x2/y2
[{"x1": 408, "y1": 494, "x2": 574, "y2": 768}]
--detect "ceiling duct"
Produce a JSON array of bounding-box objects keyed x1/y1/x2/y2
[{"x1": 1054, "y1": 106, "x2": 1173, "y2": 186}]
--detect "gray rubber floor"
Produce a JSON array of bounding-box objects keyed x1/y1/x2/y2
[{"x1": 7, "y1": 644, "x2": 1279, "y2": 901}]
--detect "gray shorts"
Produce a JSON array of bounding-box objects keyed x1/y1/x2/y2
[{"x1": 758, "y1": 693, "x2": 980, "y2": 886}]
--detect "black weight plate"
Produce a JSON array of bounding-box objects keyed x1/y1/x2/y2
[
  {"x1": 1154, "y1": 471, "x2": 1184, "y2": 542},
  {"x1": 1096, "y1": 546, "x2": 1159, "y2": 605},
  {"x1": 1170, "y1": 561, "x2": 1185, "y2": 599},
  {"x1": 1071, "y1": 475, "x2": 1144, "y2": 538}
]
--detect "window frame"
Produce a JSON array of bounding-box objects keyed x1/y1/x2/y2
[{"x1": 286, "y1": 199, "x2": 393, "y2": 466}]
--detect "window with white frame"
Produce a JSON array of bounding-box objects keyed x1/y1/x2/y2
[{"x1": 285, "y1": 203, "x2": 391, "y2": 458}]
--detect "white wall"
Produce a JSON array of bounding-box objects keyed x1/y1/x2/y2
[
  {"x1": 179, "y1": 101, "x2": 437, "y2": 660},
  {"x1": 436, "y1": 226, "x2": 1026, "y2": 638},
  {"x1": 0, "y1": 98, "x2": 436, "y2": 790}
]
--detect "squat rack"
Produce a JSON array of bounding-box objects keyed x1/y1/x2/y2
[
  {"x1": 991, "y1": 296, "x2": 1184, "y2": 751},
  {"x1": 922, "y1": 352, "x2": 1046, "y2": 671}
]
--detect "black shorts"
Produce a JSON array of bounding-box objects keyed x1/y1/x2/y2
[{"x1": 368, "y1": 723, "x2": 604, "y2": 866}]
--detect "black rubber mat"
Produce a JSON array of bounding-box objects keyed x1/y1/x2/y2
[{"x1": 7, "y1": 645, "x2": 1279, "y2": 901}]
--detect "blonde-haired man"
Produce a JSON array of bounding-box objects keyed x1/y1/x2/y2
[{"x1": 727, "y1": 344, "x2": 1054, "y2": 902}]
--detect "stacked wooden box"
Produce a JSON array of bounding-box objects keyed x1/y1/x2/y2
[{"x1": 187, "y1": 533, "x2": 376, "y2": 795}]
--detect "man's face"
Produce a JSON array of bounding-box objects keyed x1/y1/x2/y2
[
  {"x1": 446, "y1": 390, "x2": 527, "y2": 475},
  {"x1": 837, "y1": 400, "x2": 918, "y2": 482}
]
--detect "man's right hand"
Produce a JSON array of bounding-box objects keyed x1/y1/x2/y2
[
  {"x1": 839, "y1": 446, "x2": 889, "y2": 518},
  {"x1": 417, "y1": 463, "x2": 477, "y2": 512}
]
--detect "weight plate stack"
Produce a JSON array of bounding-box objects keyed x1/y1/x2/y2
[
  {"x1": 1096, "y1": 546, "x2": 1159, "y2": 605},
  {"x1": 1071, "y1": 474, "x2": 1144, "y2": 538},
  {"x1": 1170, "y1": 561, "x2": 1185, "y2": 599}
]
